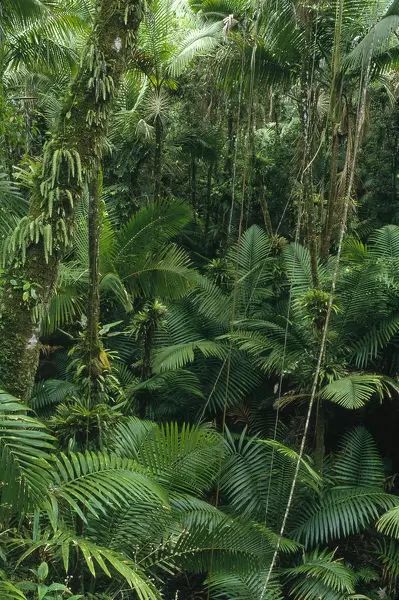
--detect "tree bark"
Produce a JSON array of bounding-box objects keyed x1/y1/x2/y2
[
  {"x1": 299, "y1": 79, "x2": 319, "y2": 289},
  {"x1": 204, "y1": 162, "x2": 213, "y2": 241},
  {"x1": 314, "y1": 400, "x2": 326, "y2": 472},
  {"x1": 190, "y1": 153, "x2": 197, "y2": 213},
  {"x1": 0, "y1": 0, "x2": 144, "y2": 400},
  {"x1": 85, "y1": 170, "x2": 103, "y2": 390},
  {"x1": 321, "y1": 126, "x2": 339, "y2": 259},
  {"x1": 153, "y1": 114, "x2": 163, "y2": 200},
  {"x1": 260, "y1": 186, "x2": 273, "y2": 237}
]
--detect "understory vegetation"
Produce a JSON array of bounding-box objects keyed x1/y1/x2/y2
[{"x1": 4, "y1": 0, "x2": 399, "y2": 598}]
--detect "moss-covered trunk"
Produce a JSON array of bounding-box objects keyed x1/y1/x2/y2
[
  {"x1": 153, "y1": 114, "x2": 163, "y2": 200},
  {"x1": 85, "y1": 170, "x2": 103, "y2": 390},
  {"x1": 0, "y1": 0, "x2": 143, "y2": 400}
]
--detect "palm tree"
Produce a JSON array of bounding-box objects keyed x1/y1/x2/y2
[{"x1": 113, "y1": 0, "x2": 224, "y2": 199}]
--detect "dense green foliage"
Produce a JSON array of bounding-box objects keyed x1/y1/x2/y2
[{"x1": 3, "y1": 0, "x2": 399, "y2": 598}]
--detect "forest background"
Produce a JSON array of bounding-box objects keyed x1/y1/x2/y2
[{"x1": 3, "y1": 0, "x2": 399, "y2": 598}]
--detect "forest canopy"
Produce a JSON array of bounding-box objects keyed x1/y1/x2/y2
[{"x1": 3, "y1": 0, "x2": 399, "y2": 598}]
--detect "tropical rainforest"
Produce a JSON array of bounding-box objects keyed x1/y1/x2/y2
[{"x1": 5, "y1": 0, "x2": 399, "y2": 599}]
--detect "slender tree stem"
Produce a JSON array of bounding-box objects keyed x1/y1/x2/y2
[
  {"x1": 314, "y1": 400, "x2": 326, "y2": 471},
  {"x1": 153, "y1": 115, "x2": 163, "y2": 200},
  {"x1": 85, "y1": 170, "x2": 103, "y2": 390}
]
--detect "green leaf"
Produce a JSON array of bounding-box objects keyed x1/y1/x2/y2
[
  {"x1": 37, "y1": 561, "x2": 48, "y2": 582},
  {"x1": 320, "y1": 375, "x2": 396, "y2": 409},
  {"x1": 0, "y1": 390, "x2": 54, "y2": 508}
]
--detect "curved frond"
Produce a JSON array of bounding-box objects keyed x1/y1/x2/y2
[
  {"x1": 285, "y1": 549, "x2": 355, "y2": 600},
  {"x1": 333, "y1": 427, "x2": 385, "y2": 488},
  {"x1": 320, "y1": 374, "x2": 396, "y2": 409},
  {"x1": 0, "y1": 390, "x2": 54, "y2": 508},
  {"x1": 48, "y1": 451, "x2": 169, "y2": 523},
  {"x1": 295, "y1": 488, "x2": 395, "y2": 547},
  {"x1": 0, "y1": 582, "x2": 27, "y2": 600},
  {"x1": 18, "y1": 531, "x2": 161, "y2": 600},
  {"x1": 107, "y1": 419, "x2": 224, "y2": 495}
]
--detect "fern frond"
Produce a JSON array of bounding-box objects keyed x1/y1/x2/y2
[
  {"x1": 333, "y1": 427, "x2": 385, "y2": 488},
  {"x1": 17, "y1": 531, "x2": 161, "y2": 599},
  {"x1": 320, "y1": 375, "x2": 396, "y2": 409},
  {"x1": 295, "y1": 488, "x2": 395, "y2": 547},
  {"x1": 0, "y1": 390, "x2": 54, "y2": 508},
  {"x1": 48, "y1": 451, "x2": 169, "y2": 523}
]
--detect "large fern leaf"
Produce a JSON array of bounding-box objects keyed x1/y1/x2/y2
[{"x1": 0, "y1": 390, "x2": 54, "y2": 508}]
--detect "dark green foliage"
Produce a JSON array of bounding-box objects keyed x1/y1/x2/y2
[{"x1": 4, "y1": 0, "x2": 399, "y2": 597}]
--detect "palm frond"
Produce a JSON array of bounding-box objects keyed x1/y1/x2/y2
[
  {"x1": 31, "y1": 379, "x2": 78, "y2": 412},
  {"x1": 0, "y1": 582, "x2": 27, "y2": 600},
  {"x1": 333, "y1": 427, "x2": 385, "y2": 488},
  {"x1": 0, "y1": 390, "x2": 54, "y2": 508},
  {"x1": 283, "y1": 242, "x2": 319, "y2": 294},
  {"x1": 295, "y1": 488, "x2": 395, "y2": 547},
  {"x1": 369, "y1": 224, "x2": 399, "y2": 258},
  {"x1": 107, "y1": 419, "x2": 224, "y2": 495},
  {"x1": 153, "y1": 339, "x2": 227, "y2": 372},
  {"x1": 207, "y1": 570, "x2": 283, "y2": 600},
  {"x1": 169, "y1": 20, "x2": 225, "y2": 77},
  {"x1": 352, "y1": 316, "x2": 399, "y2": 368},
  {"x1": 320, "y1": 374, "x2": 396, "y2": 409},
  {"x1": 18, "y1": 531, "x2": 162, "y2": 599},
  {"x1": 47, "y1": 451, "x2": 169, "y2": 523},
  {"x1": 285, "y1": 549, "x2": 355, "y2": 600}
]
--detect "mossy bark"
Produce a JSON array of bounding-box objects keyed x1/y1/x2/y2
[
  {"x1": 0, "y1": 0, "x2": 144, "y2": 400},
  {"x1": 84, "y1": 171, "x2": 103, "y2": 390},
  {"x1": 321, "y1": 127, "x2": 339, "y2": 259},
  {"x1": 153, "y1": 115, "x2": 163, "y2": 200}
]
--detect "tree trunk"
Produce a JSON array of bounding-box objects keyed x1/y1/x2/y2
[
  {"x1": 260, "y1": 186, "x2": 273, "y2": 236},
  {"x1": 0, "y1": 0, "x2": 144, "y2": 400},
  {"x1": 85, "y1": 170, "x2": 103, "y2": 391},
  {"x1": 321, "y1": 127, "x2": 339, "y2": 259},
  {"x1": 225, "y1": 103, "x2": 234, "y2": 178},
  {"x1": 314, "y1": 400, "x2": 326, "y2": 472},
  {"x1": 204, "y1": 162, "x2": 213, "y2": 241},
  {"x1": 299, "y1": 79, "x2": 319, "y2": 289},
  {"x1": 190, "y1": 153, "x2": 197, "y2": 213},
  {"x1": 321, "y1": 1, "x2": 344, "y2": 259},
  {"x1": 153, "y1": 115, "x2": 163, "y2": 200}
]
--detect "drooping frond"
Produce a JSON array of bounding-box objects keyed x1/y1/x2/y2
[
  {"x1": 369, "y1": 224, "x2": 399, "y2": 258},
  {"x1": 320, "y1": 374, "x2": 397, "y2": 409},
  {"x1": 0, "y1": 390, "x2": 54, "y2": 508},
  {"x1": 0, "y1": 582, "x2": 26, "y2": 600},
  {"x1": 47, "y1": 451, "x2": 169, "y2": 523},
  {"x1": 374, "y1": 537, "x2": 399, "y2": 579},
  {"x1": 345, "y1": 1, "x2": 399, "y2": 71},
  {"x1": 31, "y1": 379, "x2": 78, "y2": 412},
  {"x1": 220, "y1": 430, "x2": 320, "y2": 528},
  {"x1": 107, "y1": 419, "x2": 224, "y2": 495},
  {"x1": 169, "y1": 21, "x2": 225, "y2": 77},
  {"x1": 18, "y1": 531, "x2": 162, "y2": 600},
  {"x1": 294, "y1": 488, "x2": 395, "y2": 547},
  {"x1": 332, "y1": 427, "x2": 385, "y2": 488},
  {"x1": 0, "y1": 173, "x2": 27, "y2": 246},
  {"x1": 153, "y1": 339, "x2": 227, "y2": 371},
  {"x1": 352, "y1": 316, "x2": 399, "y2": 368},
  {"x1": 285, "y1": 549, "x2": 356, "y2": 600},
  {"x1": 377, "y1": 504, "x2": 399, "y2": 538},
  {"x1": 283, "y1": 242, "x2": 322, "y2": 295},
  {"x1": 112, "y1": 199, "x2": 192, "y2": 263},
  {"x1": 207, "y1": 570, "x2": 284, "y2": 600}
]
